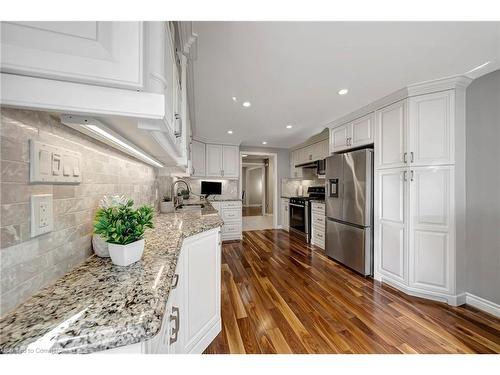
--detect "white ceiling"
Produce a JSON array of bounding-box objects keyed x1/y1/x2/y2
[{"x1": 191, "y1": 21, "x2": 499, "y2": 149}]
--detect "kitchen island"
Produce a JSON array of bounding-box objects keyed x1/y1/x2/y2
[{"x1": 0, "y1": 203, "x2": 223, "y2": 354}]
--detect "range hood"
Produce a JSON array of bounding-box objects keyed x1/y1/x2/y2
[{"x1": 295, "y1": 159, "x2": 326, "y2": 175}]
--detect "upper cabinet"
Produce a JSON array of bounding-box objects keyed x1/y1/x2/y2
[
  {"x1": 330, "y1": 113, "x2": 375, "y2": 153},
  {"x1": 376, "y1": 100, "x2": 407, "y2": 169},
  {"x1": 408, "y1": 91, "x2": 454, "y2": 166},
  {"x1": 290, "y1": 138, "x2": 328, "y2": 178},
  {"x1": 1, "y1": 21, "x2": 143, "y2": 89},
  {"x1": 376, "y1": 90, "x2": 455, "y2": 170},
  {"x1": 222, "y1": 145, "x2": 240, "y2": 178},
  {"x1": 192, "y1": 141, "x2": 239, "y2": 179},
  {"x1": 191, "y1": 140, "x2": 206, "y2": 177},
  {"x1": 206, "y1": 144, "x2": 224, "y2": 177}
]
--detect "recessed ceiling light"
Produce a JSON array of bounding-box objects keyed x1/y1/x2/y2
[
  {"x1": 242, "y1": 101, "x2": 251, "y2": 107},
  {"x1": 338, "y1": 89, "x2": 349, "y2": 96},
  {"x1": 286, "y1": 124, "x2": 293, "y2": 129},
  {"x1": 262, "y1": 141, "x2": 267, "y2": 145},
  {"x1": 227, "y1": 130, "x2": 233, "y2": 134},
  {"x1": 241, "y1": 154, "x2": 248, "y2": 157},
  {"x1": 232, "y1": 96, "x2": 237, "y2": 102}
]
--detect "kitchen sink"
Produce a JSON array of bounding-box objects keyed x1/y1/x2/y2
[{"x1": 175, "y1": 203, "x2": 205, "y2": 211}]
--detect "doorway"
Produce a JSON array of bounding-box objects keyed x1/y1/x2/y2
[{"x1": 240, "y1": 151, "x2": 278, "y2": 231}]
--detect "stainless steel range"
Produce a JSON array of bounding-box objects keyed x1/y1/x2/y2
[{"x1": 289, "y1": 186, "x2": 325, "y2": 243}]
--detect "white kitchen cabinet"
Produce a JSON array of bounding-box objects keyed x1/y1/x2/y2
[
  {"x1": 311, "y1": 202, "x2": 325, "y2": 249},
  {"x1": 281, "y1": 198, "x2": 290, "y2": 231},
  {"x1": 350, "y1": 113, "x2": 375, "y2": 148},
  {"x1": 201, "y1": 143, "x2": 239, "y2": 178},
  {"x1": 210, "y1": 200, "x2": 242, "y2": 241},
  {"x1": 330, "y1": 114, "x2": 374, "y2": 153},
  {"x1": 101, "y1": 228, "x2": 221, "y2": 354},
  {"x1": 330, "y1": 124, "x2": 350, "y2": 153},
  {"x1": 222, "y1": 145, "x2": 240, "y2": 178},
  {"x1": 191, "y1": 140, "x2": 206, "y2": 177},
  {"x1": 180, "y1": 228, "x2": 221, "y2": 353},
  {"x1": 290, "y1": 150, "x2": 303, "y2": 178},
  {"x1": 1, "y1": 21, "x2": 143, "y2": 89},
  {"x1": 409, "y1": 91, "x2": 454, "y2": 166},
  {"x1": 375, "y1": 168, "x2": 408, "y2": 284},
  {"x1": 375, "y1": 100, "x2": 407, "y2": 169},
  {"x1": 206, "y1": 144, "x2": 223, "y2": 177},
  {"x1": 409, "y1": 166, "x2": 454, "y2": 294}
]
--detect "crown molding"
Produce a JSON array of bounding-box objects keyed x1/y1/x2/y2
[{"x1": 328, "y1": 75, "x2": 474, "y2": 130}]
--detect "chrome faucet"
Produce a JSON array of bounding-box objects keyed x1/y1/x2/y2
[{"x1": 171, "y1": 179, "x2": 191, "y2": 208}]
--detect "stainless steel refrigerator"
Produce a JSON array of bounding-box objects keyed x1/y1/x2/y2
[{"x1": 325, "y1": 149, "x2": 373, "y2": 276}]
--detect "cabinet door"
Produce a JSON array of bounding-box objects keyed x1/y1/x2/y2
[
  {"x1": 206, "y1": 144, "x2": 223, "y2": 177},
  {"x1": 304, "y1": 145, "x2": 314, "y2": 162},
  {"x1": 281, "y1": 199, "x2": 289, "y2": 231},
  {"x1": 290, "y1": 150, "x2": 303, "y2": 178},
  {"x1": 1, "y1": 22, "x2": 143, "y2": 89},
  {"x1": 191, "y1": 140, "x2": 206, "y2": 177},
  {"x1": 351, "y1": 113, "x2": 374, "y2": 148},
  {"x1": 181, "y1": 229, "x2": 221, "y2": 353},
  {"x1": 375, "y1": 168, "x2": 408, "y2": 284},
  {"x1": 330, "y1": 124, "x2": 349, "y2": 153},
  {"x1": 409, "y1": 91, "x2": 454, "y2": 166},
  {"x1": 376, "y1": 100, "x2": 407, "y2": 169},
  {"x1": 222, "y1": 145, "x2": 239, "y2": 178},
  {"x1": 409, "y1": 166, "x2": 454, "y2": 293},
  {"x1": 319, "y1": 139, "x2": 330, "y2": 159}
]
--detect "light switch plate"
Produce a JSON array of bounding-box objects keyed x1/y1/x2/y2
[
  {"x1": 31, "y1": 194, "x2": 53, "y2": 237},
  {"x1": 30, "y1": 140, "x2": 82, "y2": 184}
]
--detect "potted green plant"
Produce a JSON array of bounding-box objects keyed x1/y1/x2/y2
[
  {"x1": 94, "y1": 199, "x2": 154, "y2": 266},
  {"x1": 160, "y1": 194, "x2": 174, "y2": 213},
  {"x1": 92, "y1": 195, "x2": 128, "y2": 258},
  {"x1": 180, "y1": 189, "x2": 190, "y2": 200}
]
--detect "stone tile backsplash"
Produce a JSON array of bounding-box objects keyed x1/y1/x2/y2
[
  {"x1": 281, "y1": 178, "x2": 325, "y2": 197},
  {"x1": 0, "y1": 108, "x2": 158, "y2": 316}
]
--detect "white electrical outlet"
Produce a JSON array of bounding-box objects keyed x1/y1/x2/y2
[{"x1": 31, "y1": 194, "x2": 53, "y2": 237}]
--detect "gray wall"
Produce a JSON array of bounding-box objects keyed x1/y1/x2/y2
[
  {"x1": 240, "y1": 146, "x2": 290, "y2": 225},
  {"x1": 0, "y1": 108, "x2": 158, "y2": 316},
  {"x1": 465, "y1": 69, "x2": 500, "y2": 304}
]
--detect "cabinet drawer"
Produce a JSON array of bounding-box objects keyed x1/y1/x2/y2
[
  {"x1": 223, "y1": 223, "x2": 242, "y2": 234},
  {"x1": 311, "y1": 202, "x2": 325, "y2": 211},
  {"x1": 313, "y1": 230, "x2": 325, "y2": 241},
  {"x1": 222, "y1": 201, "x2": 242, "y2": 209},
  {"x1": 222, "y1": 208, "x2": 241, "y2": 221},
  {"x1": 312, "y1": 214, "x2": 325, "y2": 227}
]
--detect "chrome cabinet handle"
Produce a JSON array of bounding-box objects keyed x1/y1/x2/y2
[
  {"x1": 171, "y1": 274, "x2": 179, "y2": 289},
  {"x1": 403, "y1": 152, "x2": 407, "y2": 163},
  {"x1": 174, "y1": 114, "x2": 182, "y2": 138},
  {"x1": 410, "y1": 170, "x2": 414, "y2": 181},
  {"x1": 169, "y1": 306, "x2": 180, "y2": 344},
  {"x1": 403, "y1": 171, "x2": 407, "y2": 181},
  {"x1": 410, "y1": 152, "x2": 414, "y2": 163}
]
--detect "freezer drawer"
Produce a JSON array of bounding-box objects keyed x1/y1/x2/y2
[{"x1": 325, "y1": 219, "x2": 373, "y2": 276}]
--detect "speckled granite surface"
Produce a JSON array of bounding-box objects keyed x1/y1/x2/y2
[{"x1": 0, "y1": 204, "x2": 223, "y2": 354}]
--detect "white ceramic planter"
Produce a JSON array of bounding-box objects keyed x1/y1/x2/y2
[
  {"x1": 108, "y1": 239, "x2": 145, "y2": 266},
  {"x1": 92, "y1": 234, "x2": 110, "y2": 257},
  {"x1": 160, "y1": 201, "x2": 174, "y2": 213}
]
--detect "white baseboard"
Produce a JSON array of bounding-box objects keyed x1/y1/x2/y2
[
  {"x1": 277, "y1": 225, "x2": 283, "y2": 229},
  {"x1": 466, "y1": 293, "x2": 500, "y2": 317}
]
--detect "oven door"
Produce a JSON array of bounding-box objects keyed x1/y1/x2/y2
[{"x1": 289, "y1": 203, "x2": 307, "y2": 238}]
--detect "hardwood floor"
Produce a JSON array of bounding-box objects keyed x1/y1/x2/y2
[
  {"x1": 204, "y1": 229, "x2": 500, "y2": 354},
  {"x1": 242, "y1": 206, "x2": 263, "y2": 216}
]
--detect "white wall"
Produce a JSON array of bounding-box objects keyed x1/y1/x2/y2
[{"x1": 465, "y1": 69, "x2": 500, "y2": 305}]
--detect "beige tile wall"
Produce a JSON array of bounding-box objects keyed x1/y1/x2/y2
[{"x1": 0, "y1": 108, "x2": 159, "y2": 316}]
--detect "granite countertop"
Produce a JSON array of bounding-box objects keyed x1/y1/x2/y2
[{"x1": 0, "y1": 203, "x2": 223, "y2": 354}]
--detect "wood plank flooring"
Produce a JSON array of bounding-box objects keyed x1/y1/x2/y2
[{"x1": 204, "y1": 229, "x2": 500, "y2": 354}]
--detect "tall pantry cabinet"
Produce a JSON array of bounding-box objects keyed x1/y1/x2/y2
[{"x1": 374, "y1": 77, "x2": 470, "y2": 306}]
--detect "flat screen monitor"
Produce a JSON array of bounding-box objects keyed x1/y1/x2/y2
[{"x1": 201, "y1": 181, "x2": 222, "y2": 196}]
